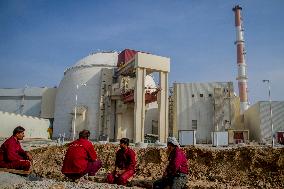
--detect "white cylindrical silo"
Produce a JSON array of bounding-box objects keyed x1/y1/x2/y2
[{"x1": 53, "y1": 52, "x2": 118, "y2": 140}]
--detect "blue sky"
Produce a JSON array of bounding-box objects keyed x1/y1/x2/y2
[{"x1": 0, "y1": 0, "x2": 283, "y2": 104}]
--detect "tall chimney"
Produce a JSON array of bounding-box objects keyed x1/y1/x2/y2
[{"x1": 233, "y1": 5, "x2": 249, "y2": 114}]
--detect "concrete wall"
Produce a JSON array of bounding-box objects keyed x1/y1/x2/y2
[
  {"x1": 228, "y1": 97, "x2": 243, "y2": 129},
  {"x1": 144, "y1": 102, "x2": 159, "y2": 135},
  {"x1": 135, "y1": 52, "x2": 170, "y2": 72},
  {"x1": 0, "y1": 111, "x2": 50, "y2": 139},
  {"x1": 173, "y1": 82, "x2": 237, "y2": 143},
  {"x1": 116, "y1": 102, "x2": 134, "y2": 140},
  {"x1": 41, "y1": 88, "x2": 57, "y2": 118},
  {"x1": 53, "y1": 66, "x2": 104, "y2": 139},
  {"x1": 244, "y1": 101, "x2": 284, "y2": 143},
  {"x1": 0, "y1": 87, "x2": 53, "y2": 118},
  {"x1": 53, "y1": 52, "x2": 118, "y2": 140},
  {"x1": 244, "y1": 102, "x2": 261, "y2": 141},
  {"x1": 259, "y1": 101, "x2": 284, "y2": 142},
  {"x1": 114, "y1": 101, "x2": 158, "y2": 142}
]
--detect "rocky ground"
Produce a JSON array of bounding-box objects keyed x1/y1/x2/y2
[
  {"x1": 0, "y1": 172, "x2": 142, "y2": 189},
  {"x1": 1, "y1": 142, "x2": 284, "y2": 189}
]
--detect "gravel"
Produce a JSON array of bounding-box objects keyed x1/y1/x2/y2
[
  {"x1": 0, "y1": 173, "x2": 143, "y2": 189},
  {"x1": 0, "y1": 172, "x2": 26, "y2": 189},
  {"x1": 14, "y1": 179, "x2": 142, "y2": 189}
]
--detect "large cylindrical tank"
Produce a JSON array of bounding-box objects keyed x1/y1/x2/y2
[{"x1": 53, "y1": 52, "x2": 118, "y2": 139}]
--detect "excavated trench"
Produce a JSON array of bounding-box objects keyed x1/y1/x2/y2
[{"x1": 30, "y1": 144, "x2": 284, "y2": 188}]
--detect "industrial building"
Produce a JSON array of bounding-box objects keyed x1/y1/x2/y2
[
  {"x1": 52, "y1": 49, "x2": 170, "y2": 143},
  {"x1": 0, "y1": 5, "x2": 283, "y2": 145},
  {"x1": 0, "y1": 49, "x2": 283, "y2": 144},
  {"x1": 171, "y1": 82, "x2": 242, "y2": 144},
  {"x1": 0, "y1": 87, "x2": 56, "y2": 138},
  {"x1": 0, "y1": 50, "x2": 170, "y2": 143},
  {"x1": 0, "y1": 87, "x2": 56, "y2": 118},
  {"x1": 244, "y1": 101, "x2": 284, "y2": 144}
]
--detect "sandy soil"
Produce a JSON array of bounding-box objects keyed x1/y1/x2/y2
[
  {"x1": 0, "y1": 138, "x2": 283, "y2": 189},
  {"x1": 24, "y1": 144, "x2": 284, "y2": 189}
]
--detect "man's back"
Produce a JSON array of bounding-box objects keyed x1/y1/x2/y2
[{"x1": 62, "y1": 138, "x2": 97, "y2": 174}]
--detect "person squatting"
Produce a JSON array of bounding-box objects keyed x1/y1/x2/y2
[{"x1": 0, "y1": 126, "x2": 189, "y2": 188}]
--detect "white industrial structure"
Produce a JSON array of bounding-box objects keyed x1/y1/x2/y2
[
  {"x1": 172, "y1": 82, "x2": 240, "y2": 143},
  {"x1": 53, "y1": 52, "x2": 118, "y2": 140},
  {"x1": 115, "y1": 50, "x2": 170, "y2": 143},
  {"x1": 53, "y1": 50, "x2": 170, "y2": 143},
  {"x1": 0, "y1": 5, "x2": 282, "y2": 145},
  {"x1": 0, "y1": 87, "x2": 56, "y2": 117},
  {"x1": 244, "y1": 101, "x2": 284, "y2": 144},
  {"x1": 0, "y1": 87, "x2": 56, "y2": 139}
]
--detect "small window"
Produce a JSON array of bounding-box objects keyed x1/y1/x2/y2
[
  {"x1": 200, "y1": 94, "x2": 203, "y2": 97},
  {"x1": 192, "y1": 120, "x2": 197, "y2": 130},
  {"x1": 208, "y1": 94, "x2": 212, "y2": 97},
  {"x1": 192, "y1": 94, "x2": 194, "y2": 98}
]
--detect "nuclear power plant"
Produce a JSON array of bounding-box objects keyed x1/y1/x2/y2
[
  {"x1": 52, "y1": 49, "x2": 170, "y2": 143},
  {"x1": 0, "y1": 5, "x2": 284, "y2": 146}
]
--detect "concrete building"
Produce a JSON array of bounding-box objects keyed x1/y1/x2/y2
[
  {"x1": 115, "y1": 49, "x2": 170, "y2": 143},
  {"x1": 0, "y1": 87, "x2": 56, "y2": 117},
  {"x1": 0, "y1": 87, "x2": 56, "y2": 139},
  {"x1": 172, "y1": 82, "x2": 241, "y2": 143},
  {"x1": 244, "y1": 101, "x2": 284, "y2": 144},
  {"x1": 53, "y1": 50, "x2": 170, "y2": 143},
  {"x1": 53, "y1": 52, "x2": 119, "y2": 140}
]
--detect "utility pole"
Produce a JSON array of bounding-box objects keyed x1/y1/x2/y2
[
  {"x1": 263, "y1": 80, "x2": 274, "y2": 147},
  {"x1": 72, "y1": 83, "x2": 87, "y2": 141}
]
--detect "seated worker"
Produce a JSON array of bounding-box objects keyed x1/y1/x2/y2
[
  {"x1": 0, "y1": 126, "x2": 32, "y2": 171},
  {"x1": 61, "y1": 130, "x2": 102, "y2": 180},
  {"x1": 107, "y1": 138, "x2": 136, "y2": 186},
  {"x1": 153, "y1": 137, "x2": 189, "y2": 189}
]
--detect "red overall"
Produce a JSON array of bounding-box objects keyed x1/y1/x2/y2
[
  {"x1": 0, "y1": 136, "x2": 31, "y2": 171},
  {"x1": 61, "y1": 138, "x2": 102, "y2": 180},
  {"x1": 107, "y1": 147, "x2": 136, "y2": 185}
]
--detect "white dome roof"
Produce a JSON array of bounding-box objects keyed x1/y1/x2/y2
[
  {"x1": 75, "y1": 52, "x2": 118, "y2": 67},
  {"x1": 64, "y1": 52, "x2": 118, "y2": 74}
]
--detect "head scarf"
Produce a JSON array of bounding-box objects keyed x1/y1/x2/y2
[{"x1": 167, "y1": 137, "x2": 180, "y2": 147}]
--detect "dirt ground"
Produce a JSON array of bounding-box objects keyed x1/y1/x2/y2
[{"x1": 30, "y1": 144, "x2": 284, "y2": 189}]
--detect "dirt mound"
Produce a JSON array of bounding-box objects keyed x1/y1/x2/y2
[{"x1": 30, "y1": 145, "x2": 284, "y2": 188}]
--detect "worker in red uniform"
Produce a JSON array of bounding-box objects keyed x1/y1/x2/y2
[
  {"x1": 153, "y1": 137, "x2": 188, "y2": 189},
  {"x1": 61, "y1": 130, "x2": 102, "y2": 180},
  {"x1": 0, "y1": 126, "x2": 32, "y2": 171},
  {"x1": 107, "y1": 138, "x2": 136, "y2": 185}
]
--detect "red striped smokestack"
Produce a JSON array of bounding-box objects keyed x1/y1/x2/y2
[{"x1": 233, "y1": 5, "x2": 249, "y2": 114}]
